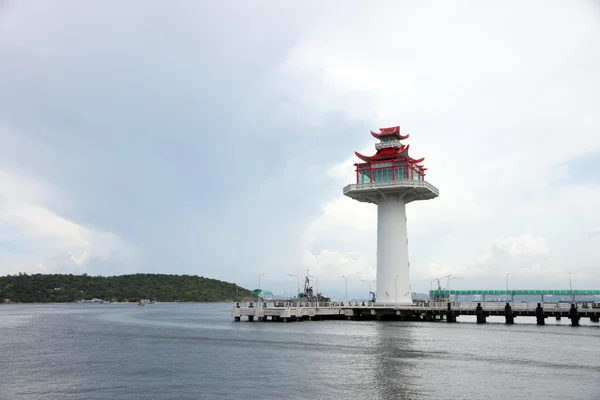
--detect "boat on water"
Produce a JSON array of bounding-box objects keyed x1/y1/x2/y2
[{"x1": 287, "y1": 270, "x2": 331, "y2": 303}]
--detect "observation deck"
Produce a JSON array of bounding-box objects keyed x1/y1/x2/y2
[
  {"x1": 343, "y1": 159, "x2": 439, "y2": 205},
  {"x1": 343, "y1": 180, "x2": 438, "y2": 204}
]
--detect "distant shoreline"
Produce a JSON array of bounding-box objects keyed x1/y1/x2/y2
[{"x1": 0, "y1": 273, "x2": 251, "y2": 303}]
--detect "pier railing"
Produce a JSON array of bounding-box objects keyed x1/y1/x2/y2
[
  {"x1": 233, "y1": 299, "x2": 600, "y2": 326},
  {"x1": 236, "y1": 301, "x2": 599, "y2": 310},
  {"x1": 237, "y1": 301, "x2": 376, "y2": 309},
  {"x1": 428, "y1": 301, "x2": 599, "y2": 310}
]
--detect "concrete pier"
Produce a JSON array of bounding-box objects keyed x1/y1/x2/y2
[{"x1": 232, "y1": 300, "x2": 600, "y2": 326}]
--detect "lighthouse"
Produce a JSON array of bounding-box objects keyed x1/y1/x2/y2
[{"x1": 343, "y1": 126, "x2": 439, "y2": 306}]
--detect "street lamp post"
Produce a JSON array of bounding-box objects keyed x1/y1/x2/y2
[
  {"x1": 569, "y1": 272, "x2": 574, "y2": 304},
  {"x1": 394, "y1": 276, "x2": 398, "y2": 306},
  {"x1": 505, "y1": 273, "x2": 510, "y2": 303},
  {"x1": 288, "y1": 274, "x2": 300, "y2": 297},
  {"x1": 361, "y1": 279, "x2": 371, "y2": 302},
  {"x1": 258, "y1": 273, "x2": 265, "y2": 290},
  {"x1": 446, "y1": 275, "x2": 457, "y2": 304},
  {"x1": 341, "y1": 276, "x2": 347, "y2": 304}
]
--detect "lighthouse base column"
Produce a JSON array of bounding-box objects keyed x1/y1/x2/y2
[{"x1": 375, "y1": 194, "x2": 412, "y2": 307}]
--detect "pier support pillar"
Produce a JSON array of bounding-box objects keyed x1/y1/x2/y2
[
  {"x1": 447, "y1": 303, "x2": 457, "y2": 323},
  {"x1": 248, "y1": 315, "x2": 254, "y2": 322},
  {"x1": 590, "y1": 315, "x2": 599, "y2": 323},
  {"x1": 234, "y1": 316, "x2": 240, "y2": 322},
  {"x1": 535, "y1": 303, "x2": 545, "y2": 325},
  {"x1": 504, "y1": 303, "x2": 514, "y2": 325},
  {"x1": 569, "y1": 304, "x2": 580, "y2": 327},
  {"x1": 262, "y1": 316, "x2": 267, "y2": 322},
  {"x1": 555, "y1": 316, "x2": 561, "y2": 321},
  {"x1": 476, "y1": 303, "x2": 486, "y2": 324}
]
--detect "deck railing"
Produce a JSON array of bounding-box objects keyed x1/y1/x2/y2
[{"x1": 343, "y1": 180, "x2": 439, "y2": 196}]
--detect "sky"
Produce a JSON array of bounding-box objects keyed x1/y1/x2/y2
[{"x1": 1, "y1": 0, "x2": 599, "y2": 299}]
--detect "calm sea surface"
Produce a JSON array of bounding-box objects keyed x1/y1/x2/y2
[{"x1": 1, "y1": 303, "x2": 599, "y2": 400}]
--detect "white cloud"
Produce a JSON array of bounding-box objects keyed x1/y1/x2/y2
[
  {"x1": 491, "y1": 235, "x2": 550, "y2": 257},
  {"x1": 0, "y1": 169, "x2": 137, "y2": 275},
  {"x1": 271, "y1": 0, "x2": 600, "y2": 293}
]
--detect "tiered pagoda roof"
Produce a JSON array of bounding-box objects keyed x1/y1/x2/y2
[
  {"x1": 370, "y1": 126, "x2": 409, "y2": 140},
  {"x1": 355, "y1": 126, "x2": 427, "y2": 169}
]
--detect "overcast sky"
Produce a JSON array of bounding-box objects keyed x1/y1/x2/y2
[{"x1": 1, "y1": 0, "x2": 599, "y2": 298}]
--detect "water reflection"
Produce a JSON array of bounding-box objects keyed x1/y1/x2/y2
[{"x1": 371, "y1": 322, "x2": 422, "y2": 400}]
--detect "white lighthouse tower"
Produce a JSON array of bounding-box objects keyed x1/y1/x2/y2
[{"x1": 343, "y1": 126, "x2": 439, "y2": 306}]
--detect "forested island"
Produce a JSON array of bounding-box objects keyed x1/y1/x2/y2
[{"x1": 0, "y1": 273, "x2": 252, "y2": 303}]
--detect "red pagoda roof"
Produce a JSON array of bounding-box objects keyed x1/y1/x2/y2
[
  {"x1": 355, "y1": 144, "x2": 426, "y2": 164},
  {"x1": 355, "y1": 145, "x2": 408, "y2": 161},
  {"x1": 354, "y1": 125, "x2": 428, "y2": 173},
  {"x1": 370, "y1": 126, "x2": 410, "y2": 140}
]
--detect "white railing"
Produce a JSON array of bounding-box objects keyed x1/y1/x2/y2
[
  {"x1": 343, "y1": 180, "x2": 439, "y2": 196},
  {"x1": 423, "y1": 301, "x2": 592, "y2": 311},
  {"x1": 235, "y1": 301, "x2": 596, "y2": 310},
  {"x1": 375, "y1": 140, "x2": 403, "y2": 150}
]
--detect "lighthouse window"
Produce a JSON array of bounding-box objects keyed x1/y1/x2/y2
[
  {"x1": 381, "y1": 136, "x2": 394, "y2": 143},
  {"x1": 372, "y1": 167, "x2": 392, "y2": 182},
  {"x1": 394, "y1": 167, "x2": 407, "y2": 180},
  {"x1": 358, "y1": 170, "x2": 371, "y2": 183},
  {"x1": 372, "y1": 169, "x2": 381, "y2": 182}
]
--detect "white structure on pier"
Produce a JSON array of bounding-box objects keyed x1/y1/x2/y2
[{"x1": 343, "y1": 126, "x2": 439, "y2": 306}]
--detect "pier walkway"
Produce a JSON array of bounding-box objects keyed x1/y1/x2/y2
[{"x1": 232, "y1": 300, "x2": 600, "y2": 326}]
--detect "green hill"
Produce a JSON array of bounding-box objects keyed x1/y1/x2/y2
[{"x1": 0, "y1": 273, "x2": 252, "y2": 303}]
